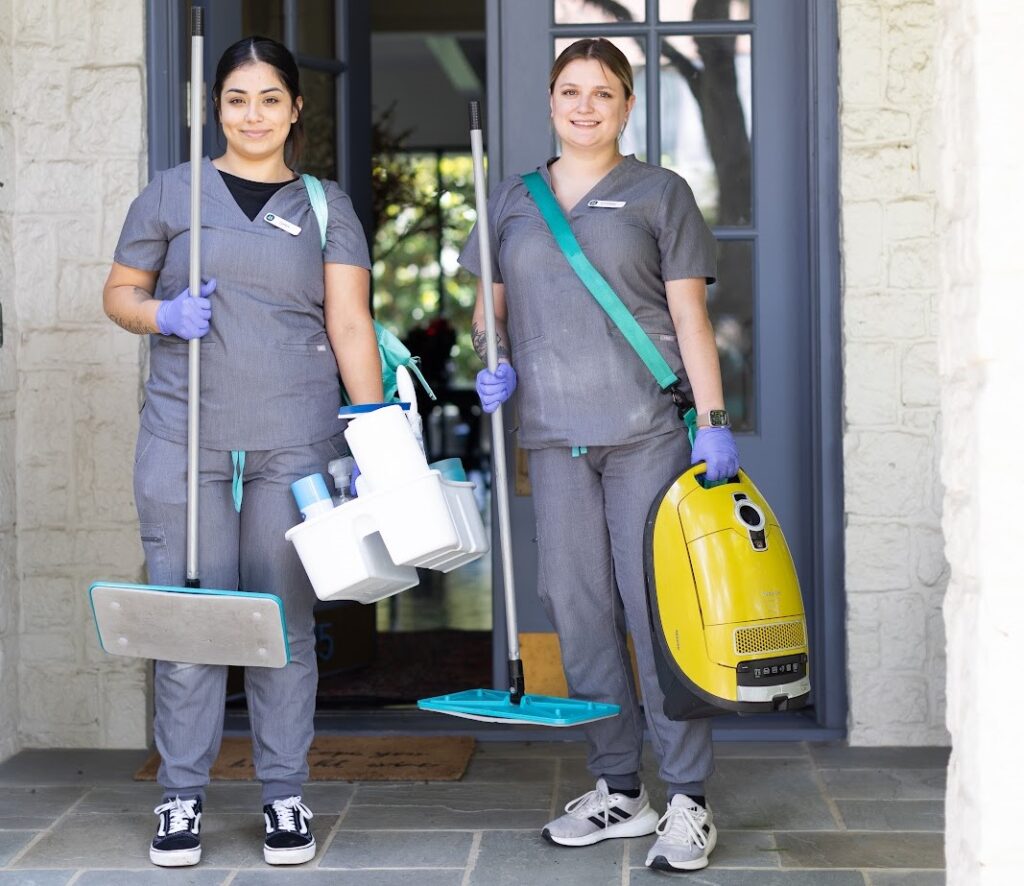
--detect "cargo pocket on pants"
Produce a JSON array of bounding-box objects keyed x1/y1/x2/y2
[{"x1": 139, "y1": 522, "x2": 170, "y2": 585}]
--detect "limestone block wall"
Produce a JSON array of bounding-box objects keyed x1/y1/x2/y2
[
  {"x1": 938, "y1": 1, "x2": 1024, "y2": 880},
  {"x1": 839, "y1": 0, "x2": 949, "y2": 745},
  {"x1": 0, "y1": 0, "x2": 21, "y2": 763},
  {"x1": 8, "y1": 0, "x2": 150, "y2": 749}
]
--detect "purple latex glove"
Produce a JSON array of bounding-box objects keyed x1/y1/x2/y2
[
  {"x1": 475, "y1": 362, "x2": 518, "y2": 414},
  {"x1": 156, "y1": 278, "x2": 216, "y2": 339},
  {"x1": 350, "y1": 462, "x2": 360, "y2": 498},
  {"x1": 691, "y1": 426, "x2": 740, "y2": 482}
]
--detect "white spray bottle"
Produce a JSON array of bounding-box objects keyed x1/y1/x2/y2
[{"x1": 395, "y1": 365, "x2": 425, "y2": 456}]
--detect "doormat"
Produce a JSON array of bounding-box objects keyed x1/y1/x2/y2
[{"x1": 134, "y1": 735, "x2": 475, "y2": 782}]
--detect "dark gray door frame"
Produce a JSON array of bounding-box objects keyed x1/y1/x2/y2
[{"x1": 485, "y1": 0, "x2": 845, "y2": 740}]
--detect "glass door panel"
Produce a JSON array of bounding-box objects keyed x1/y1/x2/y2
[
  {"x1": 555, "y1": 0, "x2": 647, "y2": 24},
  {"x1": 659, "y1": 0, "x2": 752, "y2": 23}
]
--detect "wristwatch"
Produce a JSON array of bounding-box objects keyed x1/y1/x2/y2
[{"x1": 696, "y1": 409, "x2": 730, "y2": 429}]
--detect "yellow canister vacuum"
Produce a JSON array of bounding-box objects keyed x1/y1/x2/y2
[{"x1": 645, "y1": 441, "x2": 811, "y2": 720}]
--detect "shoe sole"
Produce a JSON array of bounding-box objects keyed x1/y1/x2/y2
[
  {"x1": 542, "y1": 807, "x2": 660, "y2": 847},
  {"x1": 150, "y1": 846, "x2": 201, "y2": 867},
  {"x1": 264, "y1": 839, "x2": 317, "y2": 865},
  {"x1": 646, "y1": 824, "x2": 717, "y2": 872}
]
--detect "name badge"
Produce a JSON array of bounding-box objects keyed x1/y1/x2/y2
[
  {"x1": 264, "y1": 213, "x2": 302, "y2": 236},
  {"x1": 587, "y1": 200, "x2": 626, "y2": 209}
]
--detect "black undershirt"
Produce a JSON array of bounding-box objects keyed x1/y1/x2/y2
[{"x1": 219, "y1": 169, "x2": 297, "y2": 221}]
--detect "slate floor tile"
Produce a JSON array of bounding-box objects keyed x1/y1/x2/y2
[
  {"x1": 625, "y1": 828, "x2": 780, "y2": 869},
  {"x1": 836, "y1": 799, "x2": 944, "y2": 831},
  {"x1": 233, "y1": 872, "x2": 463, "y2": 886},
  {"x1": 630, "y1": 871, "x2": 865, "y2": 885},
  {"x1": 0, "y1": 751, "x2": 151, "y2": 786},
  {"x1": 74, "y1": 871, "x2": 231, "y2": 885},
  {"x1": 347, "y1": 783, "x2": 551, "y2": 829},
  {"x1": 867, "y1": 872, "x2": 946, "y2": 886},
  {"x1": 706, "y1": 759, "x2": 837, "y2": 830},
  {"x1": 473, "y1": 741, "x2": 587, "y2": 759},
  {"x1": 774, "y1": 831, "x2": 944, "y2": 869},
  {"x1": 0, "y1": 786, "x2": 87, "y2": 829},
  {"x1": 13, "y1": 812, "x2": 336, "y2": 869},
  {"x1": 810, "y1": 745, "x2": 950, "y2": 769},
  {"x1": 469, "y1": 829, "x2": 624, "y2": 886},
  {"x1": 321, "y1": 829, "x2": 474, "y2": 868},
  {"x1": 0, "y1": 874, "x2": 74, "y2": 886},
  {"x1": 461, "y1": 756, "x2": 556, "y2": 784},
  {"x1": 0, "y1": 830, "x2": 37, "y2": 865},
  {"x1": 820, "y1": 769, "x2": 946, "y2": 801},
  {"x1": 713, "y1": 742, "x2": 811, "y2": 759}
]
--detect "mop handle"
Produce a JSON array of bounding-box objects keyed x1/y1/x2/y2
[
  {"x1": 469, "y1": 102, "x2": 523, "y2": 682},
  {"x1": 186, "y1": 7, "x2": 203, "y2": 586}
]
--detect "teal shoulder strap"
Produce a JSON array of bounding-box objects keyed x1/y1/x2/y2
[
  {"x1": 301, "y1": 173, "x2": 328, "y2": 249},
  {"x1": 521, "y1": 170, "x2": 679, "y2": 392}
]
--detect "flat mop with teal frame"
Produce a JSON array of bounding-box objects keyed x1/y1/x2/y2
[
  {"x1": 89, "y1": 8, "x2": 289, "y2": 669},
  {"x1": 417, "y1": 102, "x2": 619, "y2": 727}
]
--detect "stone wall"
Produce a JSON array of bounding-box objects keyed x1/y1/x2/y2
[
  {"x1": 8, "y1": 0, "x2": 150, "y2": 750},
  {"x1": 938, "y1": 1, "x2": 1024, "y2": 880},
  {"x1": 0, "y1": 0, "x2": 21, "y2": 763},
  {"x1": 839, "y1": 0, "x2": 949, "y2": 745}
]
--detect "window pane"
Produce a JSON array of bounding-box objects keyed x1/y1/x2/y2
[
  {"x1": 297, "y1": 0, "x2": 335, "y2": 58},
  {"x1": 709, "y1": 239, "x2": 754, "y2": 431},
  {"x1": 660, "y1": 34, "x2": 751, "y2": 225},
  {"x1": 555, "y1": 0, "x2": 646, "y2": 24},
  {"x1": 299, "y1": 67, "x2": 337, "y2": 180},
  {"x1": 242, "y1": 0, "x2": 283, "y2": 41},
  {"x1": 660, "y1": 0, "x2": 751, "y2": 22},
  {"x1": 553, "y1": 36, "x2": 647, "y2": 161}
]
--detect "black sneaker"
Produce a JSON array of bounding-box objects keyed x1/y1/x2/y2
[
  {"x1": 263, "y1": 796, "x2": 316, "y2": 865},
  {"x1": 150, "y1": 796, "x2": 202, "y2": 867}
]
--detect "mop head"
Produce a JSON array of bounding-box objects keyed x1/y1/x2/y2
[
  {"x1": 417, "y1": 688, "x2": 619, "y2": 727},
  {"x1": 89, "y1": 582, "x2": 289, "y2": 668}
]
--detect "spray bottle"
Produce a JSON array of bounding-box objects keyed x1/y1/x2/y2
[{"x1": 327, "y1": 456, "x2": 356, "y2": 506}]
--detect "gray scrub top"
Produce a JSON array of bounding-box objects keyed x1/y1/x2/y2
[
  {"x1": 459, "y1": 155, "x2": 717, "y2": 450},
  {"x1": 114, "y1": 157, "x2": 371, "y2": 451}
]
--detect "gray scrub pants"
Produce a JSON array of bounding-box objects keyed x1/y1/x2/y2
[
  {"x1": 528, "y1": 430, "x2": 714, "y2": 798},
  {"x1": 134, "y1": 426, "x2": 346, "y2": 804}
]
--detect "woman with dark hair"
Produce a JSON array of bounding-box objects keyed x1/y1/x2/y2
[
  {"x1": 460, "y1": 38, "x2": 737, "y2": 873},
  {"x1": 103, "y1": 36, "x2": 381, "y2": 868}
]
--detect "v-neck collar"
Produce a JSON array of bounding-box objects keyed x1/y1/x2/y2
[
  {"x1": 539, "y1": 154, "x2": 635, "y2": 216},
  {"x1": 206, "y1": 157, "x2": 303, "y2": 226}
]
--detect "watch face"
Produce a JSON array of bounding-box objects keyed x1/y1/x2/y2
[{"x1": 710, "y1": 410, "x2": 730, "y2": 427}]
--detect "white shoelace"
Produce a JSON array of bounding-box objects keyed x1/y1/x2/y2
[
  {"x1": 154, "y1": 797, "x2": 199, "y2": 835},
  {"x1": 564, "y1": 785, "x2": 619, "y2": 828},
  {"x1": 270, "y1": 796, "x2": 312, "y2": 832},
  {"x1": 655, "y1": 802, "x2": 708, "y2": 848}
]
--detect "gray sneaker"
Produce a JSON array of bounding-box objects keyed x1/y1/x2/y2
[
  {"x1": 542, "y1": 778, "x2": 659, "y2": 847},
  {"x1": 645, "y1": 794, "x2": 717, "y2": 872}
]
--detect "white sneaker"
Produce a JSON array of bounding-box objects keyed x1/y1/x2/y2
[
  {"x1": 542, "y1": 778, "x2": 659, "y2": 847},
  {"x1": 645, "y1": 794, "x2": 717, "y2": 872}
]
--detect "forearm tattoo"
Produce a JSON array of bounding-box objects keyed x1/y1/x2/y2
[
  {"x1": 109, "y1": 287, "x2": 157, "y2": 335},
  {"x1": 472, "y1": 320, "x2": 510, "y2": 362}
]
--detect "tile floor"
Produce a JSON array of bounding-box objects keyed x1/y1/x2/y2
[{"x1": 0, "y1": 740, "x2": 946, "y2": 884}]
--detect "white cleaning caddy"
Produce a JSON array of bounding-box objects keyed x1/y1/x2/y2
[{"x1": 286, "y1": 404, "x2": 488, "y2": 604}]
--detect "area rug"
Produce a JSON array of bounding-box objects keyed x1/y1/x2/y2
[{"x1": 134, "y1": 735, "x2": 475, "y2": 782}]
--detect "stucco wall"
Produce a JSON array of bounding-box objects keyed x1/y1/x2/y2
[
  {"x1": 839, "y1": 0, "x2": 949, "y2": 745},
  {"x1": 939, "y1": 1, "x2": 1024, "y2": 881},
  {"x1": 9, "y1": 0, "x2": 150, "y2": 749},
  {"x1": 0, "y1": 0, "x2": 21, "y2": 763}
]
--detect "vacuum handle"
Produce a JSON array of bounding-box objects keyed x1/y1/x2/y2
[{"x1": 186, "y1": 5, "x2": 204, "y2": 586}]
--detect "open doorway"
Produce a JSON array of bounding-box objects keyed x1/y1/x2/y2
[{"x1": 220, "y1": 0, "x2": 493, "y2": 714}]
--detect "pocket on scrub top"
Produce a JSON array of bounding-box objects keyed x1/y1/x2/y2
[{"x1": 277, "y1": 338, "x2": 333, "y2": 355}]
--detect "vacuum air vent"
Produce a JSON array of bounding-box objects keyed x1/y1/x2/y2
[{"x1": 734, "y1": 621, "x2": 805, "y2": 655}]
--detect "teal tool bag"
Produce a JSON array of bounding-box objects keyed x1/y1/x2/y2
[
  {"x1": 302, "y1": 174, "x2": 435, "y2": 405},
  {"x1": 521, "y1": 170, "x2": 697, "y2": 434}
]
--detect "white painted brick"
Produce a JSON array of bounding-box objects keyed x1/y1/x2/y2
[
  {"x1": 842, "y1": 108, "x2": 912, "y2": 144},
  {"x1": 886, "y1": 199, "x2": 935, "y2": 240},
  {"x1": 19, "y1": 666, "x2": 99, "y2": 730},
  {"x1": 56, "y1": 214, "x2": 102, "y2": 261},
  {"x1": 841, "y1": 202, "x2": 884, "y2": 289},
  {"x1": 19, "y1": 575, "x2": 78, "y2": 632},
  {"x1": 845, "y1": 341, "x2": 900, "y2": 425},
  {"x1": 14, "y1": 160, "x2": 105, "y2": 216},
  {"x1": 58, "y1": 263, "x2": 110, "y2": 324},
  {"x1": 889, "y1": 239, "x2": 939, "y2": 289},
  {"x1": 88, "y1": 0, "x2": 145, "y2": 66},
  {"x1": 0, "y1": 532, "x2": 14, "y2": 635},
  {"x1": 878, "y1": 591, "x2": 928, "y2": 670},
  {"x1": 886, "y1": 42, "x2": 935, "y2": 107},
  {"x1": 845, "y1": 430, "x2": 934, "y2": 518},
  {"x1": 19, "y1": 632, "x2": 79, "y2": 664},
  {"x1": 845, "y1": 521, "x2": 912, "y2": 591},
  {"x1": 13, "y1": 0, "x2": 54, "y2": 45},
  {"x1": 902, "y1": 342, "x2": 940, "y2": 406},
  {"x1": 849, "y1": 672, "x2": 929, "y2": 728},
  {"x1": 16, "y1": 370, "x2": 73, "y2": 462},
  {"x1": 914, "y1": 525, "x2": 949, "y2": 587},
  {"x1": 70, "y1": 67, "x2": 143, "y2": 157},
  {"x1": 19, "y1": 328, "x2": 140, "y2": 369},
  {"x1": 840, "y1": 4, "x2": 884, "y2": 104},
  {"x1": 11, "y1": 217, "x2": 59, "y2": 327},
  {"x1": 842, "y1": 144, "x2": 920, "y2": 202},
  {"x1": 99, "y1": 669, "x2": 149, "y2": 749},
  {"x1": 0, "y1": 417, "x2": 14, "y2": 528},
  {"x1": 844, "y1": 290, "x2": 931, "y2": 340}
]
